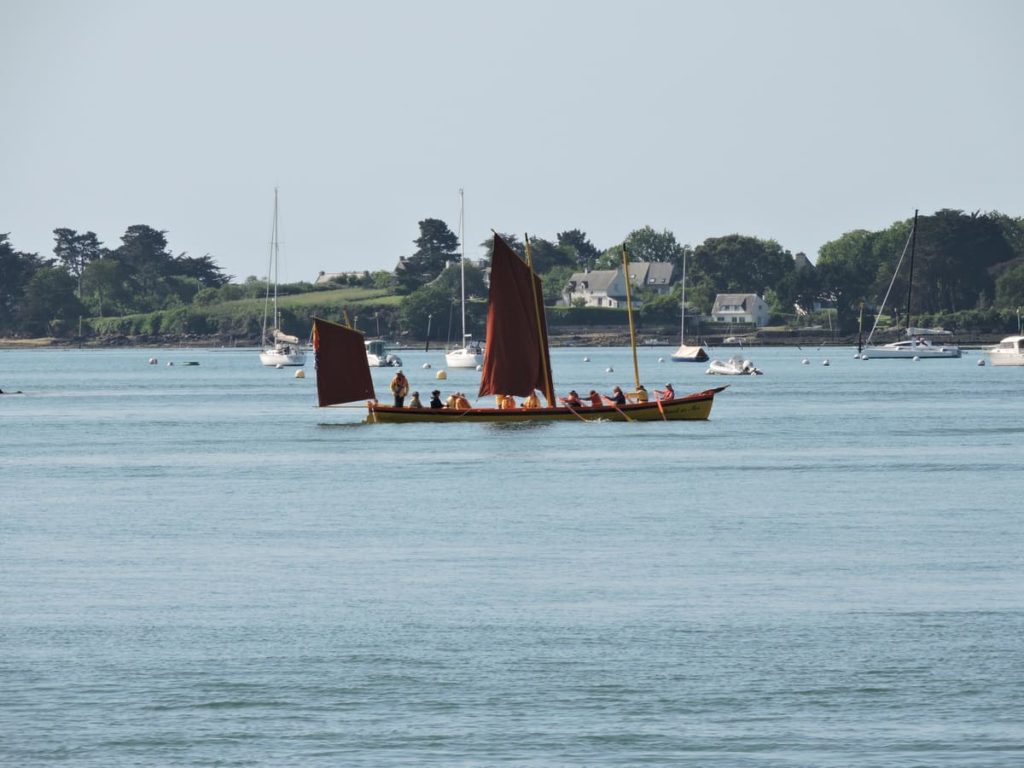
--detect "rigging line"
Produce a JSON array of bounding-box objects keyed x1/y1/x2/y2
[{"x1": 863, "y1": 224, "x2": 915, "y2": 348}]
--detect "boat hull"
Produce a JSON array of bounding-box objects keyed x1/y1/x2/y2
[
  {"x1": 670, "y1": 344, "x2": 709, "y2": 362},
  {"x1": 988, "y1": 354, "x2": 1024, "y2": 366},
  {"x1": 260, "y1": 347, "x2": 306, "y2": 366},
  {"x1": 361, "y1": 387, "x2": 725, "y2": 423},
  {"x1": 444, "y1": 347, "x2": 484, "y2": 368},
  {"x1": 860, "y1": 345, "x2": 961, "y2": 359}
]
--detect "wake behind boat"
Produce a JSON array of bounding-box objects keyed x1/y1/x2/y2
[{"x1": 314, "y1": 234, "x2": 725, "y2": 424}]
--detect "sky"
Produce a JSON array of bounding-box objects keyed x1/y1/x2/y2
[{"x1": 3, "y1": 0, "x2": 1022, "y2": 283}]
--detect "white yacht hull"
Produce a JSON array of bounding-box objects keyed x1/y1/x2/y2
[
  {"x1": 860, "y1": 341, "x2": 961, "y2": 359},
  {"x1": 260, "y1": 346, "x2": 306, "y2": 366},
  {"x1": 445, "y1": 347, "x2": 484, "y2": 368},
  {"x1": 985, "y1": 336, "x2": 1024, "y2": 365}
]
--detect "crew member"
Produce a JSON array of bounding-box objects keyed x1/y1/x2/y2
[
  {"x1": 606, "y1": 386, "x2": 626, "y2": 406},
  {"x1": 655, "y1": 383, "x2": 675, "y2": 401},
  {"x1": 561, "y1": 390, "x2": 582, "y2": 407},
  {"x1": 585, "y1": 390, "x2": 603, "y2": 407},
  {"x1": 522, "y1": 391, "x2": 541, "y2": 409},
  {"x1": 407, "y1": 391, "x2": 422, "y2": 408},
  {"x1": 389, "y1": 369, "x2": 409, "y2": 407},
  {"x1": 634, "y1": 384, "x2": 649, "y2": 403},
  {"x1": 429, "y1": 389, "x2": 444, "y2": 408}
]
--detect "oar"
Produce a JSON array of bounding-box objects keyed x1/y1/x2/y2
[
  {"x1": 602, "y1": 397, "x2": 634, "y2": 422},
  {"x1": 655, "y1": 397, "x2": 667, "y2": 422},
  {"x1": 559, "y1": 398, "x2": 590, "y2": 423}
]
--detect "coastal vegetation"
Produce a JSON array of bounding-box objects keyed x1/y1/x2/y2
[{"x1": 3, "y1": 210, "x2": 1024, "y2": 344}]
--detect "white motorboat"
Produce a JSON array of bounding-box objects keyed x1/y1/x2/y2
[
  {"x1": 706, "y1": 356, "x2": 762, "y2": 375},
  {"x1": 445, "y1": 189, "x2": 484, "y2": 369},
  {"x1": 859, "y1": 210, "x2": 960, "y2": 361},
  {"x1": 366, "y1": 339, "x2": 402, "y2": 368},
  {"x1": 259, "y1": 189, "x2": 306, "y2": 367},
  {"x1": 985, "y1": 335, "x2": 1024, "y2": 366}
]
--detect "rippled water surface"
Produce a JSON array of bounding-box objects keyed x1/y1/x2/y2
[{"x1": 2, "y1": 346, "x2": 1023, "y2": 766}]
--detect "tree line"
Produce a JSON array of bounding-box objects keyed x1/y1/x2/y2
[{"x1": 3, "y1": 209, "x2": 1024, "y2": 340}]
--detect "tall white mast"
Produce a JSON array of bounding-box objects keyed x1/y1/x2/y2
[
  {"x1": 458, "y1": 188, "x2": 466, "y2": 343},
  {"x1": 680, "y1": 249, "x2": 687, "y2": 344}
]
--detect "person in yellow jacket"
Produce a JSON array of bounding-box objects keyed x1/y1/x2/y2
[
  {"x1": 453, "y1": 392, "x2": 471, "y2": 410},
  {"x1": 634, "y1": 384, "x2": 649, "y2": 403},
  {"x1": 389, "y1": 370, "x2": 409, "y2": 407},
  {"x1": 521, "y1": 391, "x2": 541, "y2": 409}
]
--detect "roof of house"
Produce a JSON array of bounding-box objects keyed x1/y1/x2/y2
[
  {"x1": 565, "y1": 269, "x2": 621, "y2": 295},
  {"x1": 712, "y1": 293, "x2": 764, "y2": 312}
]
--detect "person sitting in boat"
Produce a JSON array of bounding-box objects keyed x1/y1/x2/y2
[
  {"x1": 521, "y1": 391, "x2": 541, "y2": 409},
  {"x1": 606, "y1": 386, "x2": 626, "y2": 406},
  {"x1": 655, "y1": 383, "x2": 675, "y2": 401},
  {"x1": 497, "y1": 394, "x2": 516, "y2": 409},
  {"x1": 453, "y1": 392, "x2": 471, "y2": 410},
  {"x1": 429, "y1": 389, "x2": 444, "y2": 409},
  {"x1": 389, "y1": 370, "x2": 409, "y2": 407},
  {"x1": 560, "y1": 390, "x2": 582, "y2": 407},
  {"x1": 634, "y1": 384, "x2": 649, "y2": 403},
  {"x1": 407, "y1": 391, "x2": 422, "y2": 408},
  {"x1": 585, "y1": 390, "x2": 603, "y2": 407}
]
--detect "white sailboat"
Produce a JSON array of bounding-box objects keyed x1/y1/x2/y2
[
  {"x1": 671, "y1": 249, "x2": 709, "y2": 363},
  {"x1": 859, "y1": 210, "x2": 960, "y2": 360},
  {"x1": 259, "y1": 189, "x2": 306, "y2": 367},
  {"x1": 445, "y1": 188, "x2": 483, "y2": 369}
]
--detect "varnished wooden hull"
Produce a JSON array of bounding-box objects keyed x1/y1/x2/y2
[{"x1": 363, "y1": 387, "x2": 726, "y2": 423}]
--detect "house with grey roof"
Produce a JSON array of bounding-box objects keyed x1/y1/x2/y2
[
  {"x1": 561, "y1": 262, "x2": 675, "y2": 307},
  {"x1": 710, "y1": 293, "x2": 771, "y2": 326}
]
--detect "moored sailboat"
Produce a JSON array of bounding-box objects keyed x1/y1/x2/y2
[
  {"x1": 259, "y1": 189, "x2": 306, "y2": 367},
  {"x1": 859, "y1": 210, "x2": 961, "y2": 360},
  {"x1": 671, "y1": 249, "x2": 708, "y2": 363},
  {"x1": 314, "y1": 234, "x2": 725, "y2": 423},
  {"x1": 445, "y1": 189, "x2": 483, "y2": 369}
]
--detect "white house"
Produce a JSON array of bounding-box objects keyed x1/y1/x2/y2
[
  {"x1": 710, "y1": 293, "x2": 771, "y2": 326},
  {"x1": 562, "y1": 262, "x2": 674, "y2": 307}
]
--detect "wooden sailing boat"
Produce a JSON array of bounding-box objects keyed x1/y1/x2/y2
[
  {"x1": 670, "y1": 249, "x2": 708, "y2": 363},
  {"x1": 259, "y1": 188, "x2": 306, "y2": 366},
  {"x1": 314, "y1": 233, "x2": 724, "y2": 423},
  {"x1": 444, "y1": 188, "x2": 483, "y2": 368}
]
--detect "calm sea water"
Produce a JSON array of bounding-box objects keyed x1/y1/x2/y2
[{"x1": 2, "y1": 345, "x2": 1022, "y2": 767}]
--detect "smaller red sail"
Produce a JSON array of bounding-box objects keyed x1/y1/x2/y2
[
  {"x1": 313, "y1": 317, "x2": 376, "y2": 407},
  {"x1": 478, "y1": 235, "x2": 554, "y2": 403}
]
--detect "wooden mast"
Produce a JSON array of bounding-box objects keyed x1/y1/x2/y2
[
  {"x1": 525, "y1": 235, "x2": 554, "y2": 406},
  {"x1": 621, "y1": 245, "x2": 641, "y2": 393}
]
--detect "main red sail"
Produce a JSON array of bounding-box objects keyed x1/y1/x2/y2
[
  {"x1": 478, "y1": 235, "x2": 554, "y2": 403},
  {"x1": 312, "y1": 317, "x2": 377, "y2": 407}
]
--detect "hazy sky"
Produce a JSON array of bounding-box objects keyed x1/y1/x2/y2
[{"x1": 3, "y1": 0, "x2": 1022, "y2": 282}]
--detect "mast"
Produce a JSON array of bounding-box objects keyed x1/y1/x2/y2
[
  {"x1": 857, "y1": 301, "x2": 864, "y2": 354},
  {"x1": 261, "y1": 188, "x2": 280, "y2": 344},
  {"x1": 525, "y1": 235, "x2": 555, "y2": 406},
  {"x1": 904, "y1": 209, "x2": 918, "y2": 336},
  {"x1": 680, "y1": 248, "x2": 687, "y2": 344},
  {"x1": 621, "y1": 246, "x2": 641, "y2": 393},
  {"x1": 458, "y1": 188, "x2": 467, "y2": 347}
]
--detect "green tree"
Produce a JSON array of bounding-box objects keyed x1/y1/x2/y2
[
  {"x1": 395, "y1": 218, "x2": 460, "y2": 293},
  {"x1": 20, "y1": 266, "x2": 85, "y2": 336},
  {"x1": 623, "y1": 226, "x2": 686, "y2": 266},
  {"x1": 110, "y1": 225, "x2": 174, "y2": 312},
  {"x1": 691, "y1": 235, "x2": 794, "y2": 297},
  {"x1": 995, "y1": 263, "x2": 1024, "y2": 309},
  {"x1": 81, "y1": 257, "x2": 129, "y2": 317},
  {"x1": 0, "y1": 234, "x2": 45, "y2": 333},
  {"x1": 53, "y1": 228, "x2": 104, "y2": 298},
  {"x1": 556, "y1": 229, "x2": 601, "y2": 270},
  {"x1": 172, "y1": 253, "x2": 230, "y2": 287}
]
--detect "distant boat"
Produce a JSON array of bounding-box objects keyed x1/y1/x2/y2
[
  {"x1": 670, "y1": 249, "x2": 708, "y2": 363},
  {"x1": 365, "y1": 339, "x2": 402, "y2": 368},
  {"x1": 445, "y1": 189, "x2": 484, "y2": 369},
  {"x1": 985, "y1": 335, "x2": 1024, "y2": 366},
  {"x1": 706, "y1": 356, "x2": 763, "y2": 376},
  {"x1": 259, "y1": 189, "x2": 306, "y2": 367},
  {"x1": 313, "y1": 234, "x2": 725, "y2": 423},
  {"x1": 860, "y1": 210, "x2": 961, "y2": 360}
]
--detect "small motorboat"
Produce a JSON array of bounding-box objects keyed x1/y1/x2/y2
[
  {"x1": 985, "y1": 335, "x2": 1024, "y2": 366},
  {"x1": 706, "y1": 356, "x2": 763, "y2": 376}
]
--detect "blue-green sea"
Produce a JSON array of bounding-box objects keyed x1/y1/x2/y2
[{"x1": 2, "y1": 345, "x2": 1022, "y2": 766}]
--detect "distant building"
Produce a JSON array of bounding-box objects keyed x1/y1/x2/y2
[
  {"x1": 562, "y1": 262, "x2": 674, "y2": 307},
  {"x1": 710, "y1": 293, "x2": 771, "y2": 326},
  {"x1": 314, "y1": 270, "x2": 369, "y2": 285}
]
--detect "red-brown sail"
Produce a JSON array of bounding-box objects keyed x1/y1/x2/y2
[
  {"x1": 312, "y1": 317, "x2": 377, "y2": 407},
  {"x1": 478, "y1": 235, "x2": 554, "y2": 403}
]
